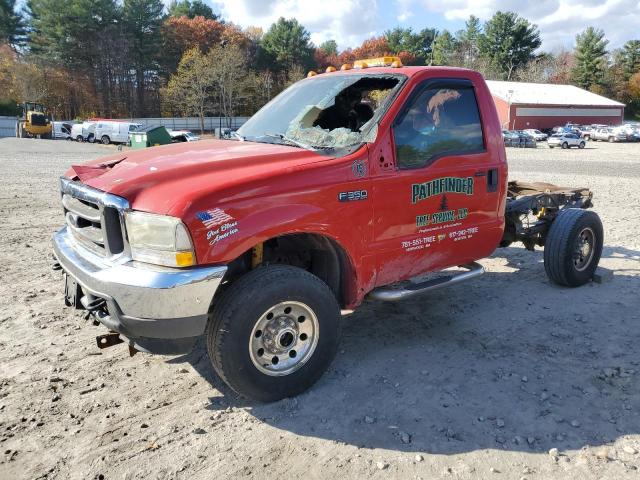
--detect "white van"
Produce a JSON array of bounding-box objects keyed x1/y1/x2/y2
[
  {"x1": 94, "y1": 121, "x2": 142, "y2": 144},
  {"x1": 53, "y1": 121, "x2": 74, "y2": 140},
  {"x1": 70, "y1": 122, "x2": 96, "y2": 142}
]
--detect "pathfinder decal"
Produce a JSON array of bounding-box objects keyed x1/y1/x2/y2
[
  {"x1": 416, "y1": 208, "x2": 468, "y2": 227},
  {"x1": 411, "y1": 177, "x2": 474, "y2": 204},
  {"x1": 338, "y1": 190, "x2": 368, "y2": 202}
]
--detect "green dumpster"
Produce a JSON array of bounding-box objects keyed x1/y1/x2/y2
[{"x1": 129, "y1": 125, "x2": 172, "y2": 149}]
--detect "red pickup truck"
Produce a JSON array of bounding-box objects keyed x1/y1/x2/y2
[{"x1": 53, "y1": 58, "x2": 603, "y2": 401}]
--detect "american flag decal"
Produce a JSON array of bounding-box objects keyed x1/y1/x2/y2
[{"x1": 196, "y1": 208, "x2": 234, "y2": 229}]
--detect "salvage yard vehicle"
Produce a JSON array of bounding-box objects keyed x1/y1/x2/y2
[
  {"x1": 94, "y1": 121, "x2": 142, "y2": 144},
  {"x1": 15, "y1": 101, "x2": 53, "y2": 139},
  {"x1": 591, "y1": 127, "x2": 626, "y2": 142},
  {"x1": 547, "y1": 132, "x2": 585, "y2": 149},
  {"x1": 53, "y1": 58, "x2": 604, "y2": 402}
]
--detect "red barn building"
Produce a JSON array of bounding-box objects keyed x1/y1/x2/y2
[{"x1": 487, "y1": 80, "x2": 625, "y2": 130}]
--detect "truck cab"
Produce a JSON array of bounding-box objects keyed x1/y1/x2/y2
[{"x1": 52, "y1": 58, "x2": 602, "y2": 402}]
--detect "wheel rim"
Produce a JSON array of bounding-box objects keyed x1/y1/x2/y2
[
  {"x1": 249, "y1": 301, "x2": 319, "y2": 376},
  {"x1": 573, "y1": 227, "x2": 595, "y2": 271}
]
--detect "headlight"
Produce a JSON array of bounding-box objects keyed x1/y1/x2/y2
[{"x1": 125, "y1": 211, "x2": 195, "y2": 267}]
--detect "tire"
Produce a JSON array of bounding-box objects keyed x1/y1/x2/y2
[
  {"x1": 76, "y1": 135, "x2": 83, "y2": 142},
  {"x1": 543, "y1": 209, "x2": 603, "y2": 287},
  {"x1": 548, "y1": 146, "x2": 554, "y2": 149},
  {"x1": 608, "y1": 137, "x2": 614, "y2": 143},
  {"x1": 579, "y1": 142, "x2": 585, "y2": 149},
  {"x1": 561, "y1": 142, "x2": 568, "y2": 149},
  {"x1": 584, "y1": 135, "x2": 590, "y2": 141},
  {"x1": 206, "y1": 265, "x2": 341, "y2": 402},
  {"x1": 101, "y1": 135, "x2": 110, "y2": 145}
]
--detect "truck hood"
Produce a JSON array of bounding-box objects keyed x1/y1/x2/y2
[{"x1": 67, "y1": 139, "x2": 331, "y2": 215}]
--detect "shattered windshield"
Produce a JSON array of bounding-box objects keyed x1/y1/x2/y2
[{"x1": 237, "y1": 73, "x2": 405, "y2": 154}]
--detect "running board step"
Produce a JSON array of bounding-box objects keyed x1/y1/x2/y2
[{"x1": 368, "y1": 262, "x2": 485, "y2": 302}]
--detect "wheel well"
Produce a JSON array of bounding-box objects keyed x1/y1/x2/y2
[{"x1": 224, "y1": 234, "x2": 354, "y2": 308}]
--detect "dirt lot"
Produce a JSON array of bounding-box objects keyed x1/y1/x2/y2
[{"x1": 0, "y1": 138, "x2": 639, "y2": 480}]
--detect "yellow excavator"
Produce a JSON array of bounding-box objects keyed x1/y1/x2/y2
[{"x1": 16, "y1": 101, "x2": 53, "y2": 139}]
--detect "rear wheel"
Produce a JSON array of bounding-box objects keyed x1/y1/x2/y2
[
  {"x1": 544, "y1": 209, "x2": 603, "y2": 287},
  {"x1": 608, "y1": 137, "x2": 614, "y2": 143},
  {"x1": 76, "y1": 135, "x2": 83, "y2": 142},
  {"x1": 206, "y1": 265, "x2": 341, "y2": 402}
]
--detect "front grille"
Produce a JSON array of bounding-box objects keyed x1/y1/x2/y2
[{"x1": 60, "y1": 177, "x2": 130, "y2": 258}]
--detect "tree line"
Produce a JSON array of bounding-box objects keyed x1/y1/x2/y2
[{"x1": 0, "y1": 1, "x2": 639, "y2": 122}]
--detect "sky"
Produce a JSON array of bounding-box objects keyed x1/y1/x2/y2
[{"x1": 201, "y1": 0, "x2": 640, "y2": 53}]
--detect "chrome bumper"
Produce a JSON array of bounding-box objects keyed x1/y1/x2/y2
[{"x1": 53, "y1": 226, "x2": 227, "y2": 352}]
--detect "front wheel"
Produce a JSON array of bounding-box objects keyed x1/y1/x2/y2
[
  {"x1": 561, "y1": 142, "x2": 568, "y2": 149},
  {"x1": 608, "y1": 137, "x2": 615, "y2": 143},
  {"x1": 544, "y1": 209, "x2": 603, "y2": 287},
  {"x1": 206, "y1": 265, "x2": 341, "y2": 402},
  {"x1": 101, "y1": 135, "x2": 110, "y2": 145},
  {"x1": 579, "y1": 142, "x2": 585, "y2": 149}
]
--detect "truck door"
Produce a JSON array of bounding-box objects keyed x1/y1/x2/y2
[{"x1": 371, "y1": 78, "x2": 504, "y2": 287}]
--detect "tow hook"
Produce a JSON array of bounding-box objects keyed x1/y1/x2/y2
[{"x1": 96, "y1": 332, "x2": 123, "y2": 349}]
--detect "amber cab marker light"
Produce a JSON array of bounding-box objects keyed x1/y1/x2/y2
[
  {"x1": 307, "y1": 70, "x2": 317, "y2": 77},
  {"x1": 391, "y1": 59, "x2": 403, "y2": 68},
  {"x1": 325, "y1": 66, "x2": 337, "y2": 73},
  {"x1": 340, "y1": 63, "x2": 352, "y2": 70}
]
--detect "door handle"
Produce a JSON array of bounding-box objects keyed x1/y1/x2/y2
[{"x1": 474, "y1": 171, "x2": 487, "y2": 177}]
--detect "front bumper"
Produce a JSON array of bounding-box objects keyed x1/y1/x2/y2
[{"x1": 53, "y1": 226, "x2": 227, "y2": 354}]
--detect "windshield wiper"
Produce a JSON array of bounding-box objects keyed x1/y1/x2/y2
[
  {"x1": 263, "y1": 133, "x2": 317, "y2": 151},
  {"x1": 230, "y1": 131, "x2": 245, "y2": 141}
]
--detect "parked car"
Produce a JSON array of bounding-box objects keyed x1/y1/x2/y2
[
  {"x1": 169, "y1": 130, "x2": 200, "y2": 142},
  {"x1": 70, "y1": 122, "x2": 96, "y2": 142},
  {"x1": 502, "y1": 130, "x2": 536, "y2": 148},
  {"x1": 523, "y1": 129, "x2": 547, "y2": 141},
  {"x1": 513, "y1": 131, "x2": 537, "y2": 148},
  {"x1": 547, "y1": 132, "x2": 585, "y2": 149},
  {"x1": 94, "y1": 121, "x2": 142, "y2": 145},
  {"x1": 591, "y1": 127, "x2": 626, "y2": 142},
  {"x1": 577, "y1": 125, "x2": 595, "y2": 140}
]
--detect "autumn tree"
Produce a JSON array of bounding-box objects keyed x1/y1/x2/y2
[
  {"x1": 478, "y1": 11, "x2": 541, "y2": 80},
  {"x1": 571, "y1": 27, "x2": 608, "y2": 91},
  {"x1": 163, "y1": 44, "x2": 250, "y2": 132},
  {"x1": 162, "y1": 48, "x2": 217, "y2": 133},
  {"x1": 161, "y1": 15, "x2": 226, "y2": 71}
]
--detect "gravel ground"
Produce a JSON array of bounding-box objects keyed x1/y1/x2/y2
[{"x1": 0, "y1": 138, "x2": 639, "y2": 480}]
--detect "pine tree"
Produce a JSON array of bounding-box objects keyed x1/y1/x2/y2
[
  {"x1": 571, "y1": 27, "x2": 608, "y2": 91},
  {"x1": 123, "y1": 0, "x2": 165, "y2": 115},
  {"x1": 478, "y1": 11, "x2": 541, "y2": 80},
  {"x1": 261, "y1": 17, "x2": 314, "y2": 71},
  {"x1": 0, "y1": 0, "x2": 24, "y2": 46}
]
